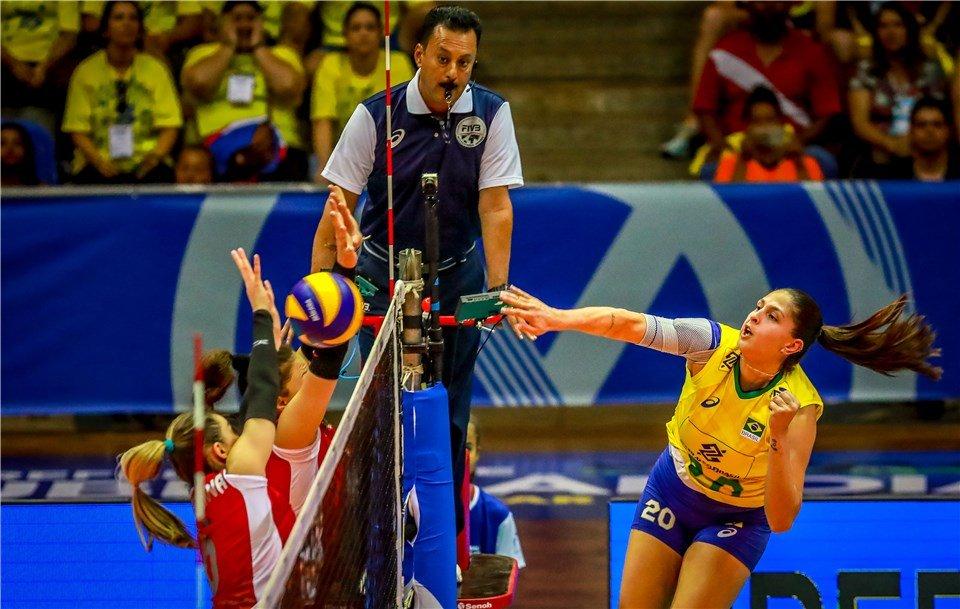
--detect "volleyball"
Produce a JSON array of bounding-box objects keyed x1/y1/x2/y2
[{"x1": 284, "y1": 272, "x2": 364, "y2": 346}]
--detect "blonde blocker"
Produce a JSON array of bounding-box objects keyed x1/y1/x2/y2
[
  {"x1": 118, "y1": 412, "x2": 224, "y2": 551},
  {"x1": 783, "y1": 289, "x2": 942, "y2": 380}
]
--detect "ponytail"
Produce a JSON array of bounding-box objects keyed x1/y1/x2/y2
[
  {"x1": 202, "y1": 349, "x2": 236, "y2": 407},
  {"x1": 118, "y1": 439, "x2": 196, "y2": 551},
  {"x1": 118, "y1": 412, "x2": 224, "y2": 551},
  {"x1": 782, "y1": 289, "x2": 941, "y2": 379},
  {"x1": 818, "y1": 295, "x2": 942, "y2": 380}
]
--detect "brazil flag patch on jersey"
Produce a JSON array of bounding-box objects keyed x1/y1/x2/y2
[{"x1": 740, "y1": 417, "x2": 765, "y2": 442}]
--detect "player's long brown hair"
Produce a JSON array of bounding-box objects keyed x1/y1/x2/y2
[
  {"x1": 783, "y1": 289, "x2": 942, "y2": 380},
  {"x1": 202, "y1": 349, "x2": 235, "y2": 407},
  {"x1": 118, "y1": 412, "x2": 224, "y2": 551}
]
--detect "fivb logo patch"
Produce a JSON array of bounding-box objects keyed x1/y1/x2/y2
[
  {"x1": 456, "y1": 116, "x2": 486, "y2": 148},
  {"x1": 740, "y1": 417, "x2": 765, "y2": 442}
]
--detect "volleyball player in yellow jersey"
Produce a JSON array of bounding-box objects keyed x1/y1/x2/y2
[{"x1": 500, "y1": 286, "x2": 941, "y2": 608}]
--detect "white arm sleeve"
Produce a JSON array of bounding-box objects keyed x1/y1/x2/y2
[
  {"x1": 495, "y1": 512, "x2": 526, "y2": 569},
  {"x1": 479, "y1": 102, "x2": 524, "y2": 190},
  {"x1": 638, "y1": 316, "x2": 721, "y2": 364},
  {"x1": 321, "y1": 104, "x2": 376, "y2": 195}
]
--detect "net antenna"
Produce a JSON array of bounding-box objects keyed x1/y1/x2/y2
[
  {"x1": 192, "y1": 334, "x2": 206, "y2": 609},
  {"x1": 385, "y1": 0, "x2": 396, "y2": 298},
  {"x1": 256, "y1": 284, "x2": 407, "y2": 608}
]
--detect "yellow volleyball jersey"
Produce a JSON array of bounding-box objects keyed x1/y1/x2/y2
[{"x1": 665, "y1": 324, "x2": 823, "y2": 508}]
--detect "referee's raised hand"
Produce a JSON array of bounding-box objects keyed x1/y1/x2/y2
[{"x1": 328, "y1": 185, "x2": 362, "y2": 270}]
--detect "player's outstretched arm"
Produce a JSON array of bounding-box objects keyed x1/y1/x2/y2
[
  {"x1": 226, "y1": 248, "x2": 280, "y2": 477},
  {"x1": 275, "y1": 188, "x2": 360, "y2": 450},
  {"x1": 500, "y1": 286, "x2": 648, "y2": 343}
]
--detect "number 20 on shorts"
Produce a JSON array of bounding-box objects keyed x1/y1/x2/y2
[{"x1": 640, "y1": 499, "x2": 676, "y2": 530}]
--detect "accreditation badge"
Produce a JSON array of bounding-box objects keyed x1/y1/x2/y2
[
  {"x1": 227, "y1": 73, "x2": 256, "y2": 105},
  {"x1": 108, "y1": 123, "x2": 135, "y2": 159}
]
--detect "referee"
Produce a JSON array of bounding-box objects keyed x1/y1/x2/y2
[{"x1": 310, "y1": 5, "x2": 523, "y2": 532}]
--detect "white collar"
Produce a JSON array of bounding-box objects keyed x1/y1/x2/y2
[
  {"x1": 469, "y1": 483, "x2": 479, "y2": 509},
  {"x1": 406, "y1": 69, "x2": 473, "y2": 115}
]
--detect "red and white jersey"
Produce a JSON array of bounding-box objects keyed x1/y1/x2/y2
[
  {"x1": 266, "y1": 431, "x2": 322, "y2": 514},
  {"x1": 198, "y1": 471, "x2": 295, "y2": 609}
]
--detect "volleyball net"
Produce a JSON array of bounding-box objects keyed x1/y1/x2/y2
[{"x1": 257, "y1": 288, "x2": 403, "y2": 608}]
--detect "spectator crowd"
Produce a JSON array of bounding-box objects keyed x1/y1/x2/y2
[
  {"x1": 1, "y1": 0, "x2": 958, "y2": 187},
  {"x1": 1, "y1": 0, "x2": 428, "y2": 185},
  {"x1": 669, "y1": 0, "x2": 959, "y2": 183}
]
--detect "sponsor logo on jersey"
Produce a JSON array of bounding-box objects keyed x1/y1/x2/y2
[
  {"x1": 720, "y1": 351, "x2": 739, "y2": 371},
  {"x1": 740, "y1": 417, "x2": 766, "y2": 442},
  {"x1": 717, "y1": 521, "x2": 743, "y2": 538},
  {"x1": 389, "y1": 129, "x2": 405, "y2": 148},
  {"x1": 700, "y1": 396, "x2": 721, "y2": 408},
  {"x1": 456, "y1": 116, "x2": 486, "y2": 148},
  {"x1": 697, "y1": 443, "x2": 726, "y2": 462}
]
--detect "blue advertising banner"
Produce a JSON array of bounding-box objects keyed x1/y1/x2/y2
[
  {"x1": 609, "y1": 499, "x2": 960, "y2": 609},
  {"x1": 2, "y1": 182, "x2": 957, "y2": 414}
]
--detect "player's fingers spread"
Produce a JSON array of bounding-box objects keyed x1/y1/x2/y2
[
  {"x1": 510, "y1": 285, "x2": 534, "y2": 299},
  {"x1": 507, "y1": 316, "x2": 524, "y2": 340},
  {"x1": 502, "y1": 306, "x2": 532, "y2": 321},
  {"x1": 499, "y1": 292, "x2": 523, "y2": 307}
]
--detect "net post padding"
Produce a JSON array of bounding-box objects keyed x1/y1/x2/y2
[{"x1": 257, "y1": 283, "x2": 408, "y2": 608}]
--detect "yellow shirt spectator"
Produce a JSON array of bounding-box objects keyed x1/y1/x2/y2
[
  {"x1": 62, "y1": 50, "x2": 183, "y2": 173},
  {"x1": 1, "y1": 1, "x2": 79, "y2": 63},
  {"x1": 182, "y1": 41, "x2": 305, "y2": 148},
  {"x1": 311, "y1": 50, "x2": 413, "y2": 134},
  {"x1": 320, "y1": 1, "x2": 428, "y2": 49},
  {"x1": 81, "y1": 1, "x2": 201, "y2": 34},
  {"x1": 201, "y1": 1, "x2": 313, "y2": 40}
]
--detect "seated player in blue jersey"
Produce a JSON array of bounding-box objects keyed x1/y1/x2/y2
[
  {"x1": 466, "y1": 415, "x2": 525, "y2": 569},
  {"x1": 500, "y1": 286, "x2": 940, "y2": 608}
]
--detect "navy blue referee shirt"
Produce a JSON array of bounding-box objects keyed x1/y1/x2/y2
[{"x1": 322, "y1": 70, "x2": 523, "y2": 264}]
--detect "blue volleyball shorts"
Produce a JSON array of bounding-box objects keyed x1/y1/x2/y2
[{"x1": 631, "y1": 448, "x2": 771, "y2": 571}]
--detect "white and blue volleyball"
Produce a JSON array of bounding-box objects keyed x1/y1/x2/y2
[{"x1": 284, "y1": 272, "x2": 364, "y2": 346}]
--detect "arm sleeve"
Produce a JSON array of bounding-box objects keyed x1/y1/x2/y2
[
  {"x1": 479, "y1": 102, "x2": 524, "y2": 190},
  {"x1": 310, "y1": 53, "x2": 339, "y2": 120},
  {"x1": 637, "y1": 316, "x2": 721, "y2": 363},
  {"x1": 239, "y1": 310, "x2": 280, "y2": 424},
  {"x1": 321, "y1": 103, "x2": 376, "y2": 194},
  {"x1": 151, "y1": 60, "x2": 183, "y2": 128},
  {"x1": 61, "y1": 66, "x2": 92, "y2": 134},
  {"x1": 495, "y1": 513, "x2": 526, "y2": 569}
]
